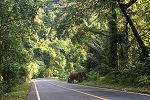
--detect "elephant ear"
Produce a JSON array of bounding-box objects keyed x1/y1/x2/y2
[
  {"x1": 81, "y1": 72, "x2": 84, "y2": 76},
  {"x1": 81, "y1": 72, "x2": 86, "y2": 77}
]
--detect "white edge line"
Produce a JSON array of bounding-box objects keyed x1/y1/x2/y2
[{"x1": 34, "y1": 81, "x2": 41, "y2": 100}]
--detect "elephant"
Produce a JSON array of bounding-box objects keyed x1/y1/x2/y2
[{"x1": 68, "y1": 71, "x2": 86, "y2": 84}]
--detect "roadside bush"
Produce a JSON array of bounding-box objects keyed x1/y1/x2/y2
[
  {"x1": 0, "y1": 82, "x2": 4, "y2": 97},
  {"x1": 98, "y1": 63, "x2": 113, "y2": 76},
  {"x1": 58, "y1": 72, "x2": 69, "y2": 80},
  {"x1": 112, "y1": 62, "x2": 149, "y2": 86},
  {"x1": 138, "y1": 75, "x2": 150, "y2": 86},
  {"x1": 1, "y1": 63, "x2": 29, "y2": 93},
  {"x1": 84, "y1": 59, "x2": 150, "y2": 87},
  {"x1": 87, "y1": 70, "x2": 99, "y2": 81},
  {"x1": 143, "y1": 57, "x2": 150, "y2": 75},
  {"x1": 100, "y1": 73, "x2": 117, "y2": 84}
]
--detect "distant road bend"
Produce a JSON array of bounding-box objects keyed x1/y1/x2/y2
[{"x1": 28, "y1": 78, "x2": 150, "y2": 100}]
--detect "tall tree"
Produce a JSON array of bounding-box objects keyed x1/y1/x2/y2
[
  {"x1": 116, "y1": 0, "x2": 149, "y2": 58},
  {"x1": 109, "y1": 1, "x2": 118, "y2": 69}
]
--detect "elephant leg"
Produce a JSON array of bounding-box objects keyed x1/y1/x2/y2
[
  {"x1": 70, "y1": 79, "x2": 74, "y2": 84},
  {"x1": 72, "y1": 80, "x2": 74, "y2": 84},
  {"x1": 78, "y1": 78, "x2": 83, "y2": 83},
  {"x1": 68, "y1": 78, "x2": 71, "y2": 83},
  {"x1": 78, "y1": 80, "x2": 80, "y2": 83}
]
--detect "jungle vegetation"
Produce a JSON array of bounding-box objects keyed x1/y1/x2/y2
[{"x1": 0, "y1": 0, "x2": 150, "y2": 96}]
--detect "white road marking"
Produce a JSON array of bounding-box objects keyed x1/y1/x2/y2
[{"x1": 34, "y1": 81, "x2": 41, "y2": 100}]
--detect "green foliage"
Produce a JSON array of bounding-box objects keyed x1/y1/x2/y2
[
  {"x1": 138, "y1": 75, "x2": 150, "y2": 86},
  {"x1": 68, "y1": 62, "x2": 74, "y2": 74},
  {"x1": 98, "y1": 63, "x2": 113, "y2": 76},
  {"x1": 1, "y1": 63, "x2": 29, "y2": 92},
  {"x1": 59, "y1": 71, "x2": 69, "y2": 80},
  {"x1": 110, "y1": 33, "x2": 126, "y2": 44},
  {"x1": 0, "y1": 0, "x2": 48, "y2": 94},
  {"x1": 27, "y1": 61, "x2": 40, "y2": 79},
  {"x1": 86, "y1": 70, "x2": 99, "y2": 81},
  {"x1": 1, "y1": 82, "x2": 32, "y2": 100},
  {"x1": 0, "y1": 82, "x2": 4, "y2": 97},
  {"x1": 34, "y1": 60, "x2": 46, "y2": 78},
  {"x1": 100, "y1": 61, "x2": 150, "y2": 86},
  {"x1": 85, "y1": 57, "x2": 150, "y2": 86},
  {"x1": 44, "y1": 66, "x2": 59, "y2": 77}
]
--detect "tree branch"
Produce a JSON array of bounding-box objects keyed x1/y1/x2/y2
[
  {"x1": 116, "y1": 0, "x2": 137, "y2": 10},
  {"x1": 125, "y1": 0, "x2": 137, "y2": 9},
  {"x1": 83, "y1": 27, "x2": 110, "y2": 37}
]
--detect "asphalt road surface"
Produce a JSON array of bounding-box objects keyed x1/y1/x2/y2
[{"x1": 27, "y1": 78, "x2": 150, "y2": 100}]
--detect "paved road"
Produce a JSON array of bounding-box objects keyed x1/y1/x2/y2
[{"x1": 28, "y1": 78, "x2": 150, "y2": 100}]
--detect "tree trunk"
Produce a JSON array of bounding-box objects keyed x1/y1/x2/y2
[
  {"x1": 116, "y1": 0, "x2": 149, "y2": 57},
  {"x1": 110, "y1": 1, "x2": 118, "y2": 69}
]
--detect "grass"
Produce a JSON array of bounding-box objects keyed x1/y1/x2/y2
[
  {"x1": 80, "y1": 80, "x2": 150, "y2": 94},
  {"x1": 1, "y1": 82, "x2": 32, "y2": 100}
]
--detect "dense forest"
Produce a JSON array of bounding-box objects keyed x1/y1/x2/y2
[{"x1": 0, "y1": 0, "x2": 150, "y2": 96}]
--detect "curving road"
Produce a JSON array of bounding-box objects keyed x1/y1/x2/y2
[{"x1": 27, "y1": 78, "x2": 150, "y2": 100}]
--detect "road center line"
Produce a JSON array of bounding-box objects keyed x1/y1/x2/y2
[
  {"x1": 34, "y1": 81, "x2": 41, "y2": 100},
  {"x1": 45, "y1": 80, "x2": 108, "y2": 100}
]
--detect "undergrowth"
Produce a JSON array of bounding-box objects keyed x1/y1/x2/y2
[{"x1": 0, "y1": 82, "x2": 32, "y2": 100}]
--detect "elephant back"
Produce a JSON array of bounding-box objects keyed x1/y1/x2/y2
[
  {"x1": 69, "y1": 71, "x2": 86, "y2": 82},
  {"x1": 70, "y1": 71, "x2": 81, "y2": 80}
]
